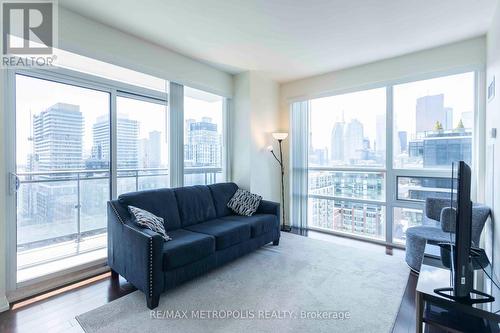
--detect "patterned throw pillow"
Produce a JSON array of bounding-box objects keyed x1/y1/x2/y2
[
  {"x1": 128, "y1": 206, "x2": 171, "y2": 241},
  {"x1": 227, "y1": 189, "x2": 262, "y2": 216}
]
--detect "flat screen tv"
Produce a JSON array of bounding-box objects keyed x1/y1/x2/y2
[{"x1": 434, "y1": 161, "x2": 494, "y2": 303}]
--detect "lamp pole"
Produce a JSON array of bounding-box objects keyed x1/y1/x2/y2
[
  {"x1": 277, "y1": 139, "x2": 290, "y2": 232},
  {"x1": 269, "y1": 138, "x2": 290, "y2": 232}
]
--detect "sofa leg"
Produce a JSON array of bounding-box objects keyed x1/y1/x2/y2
[
  {"x1": 273, "y1": 239, "x2": 280, "y2": 246},
  {"x1": 110, "y1": 269, "x2": 119, "y2": 279},
  {"x1": 147, "y1": 294, "x2": 160, "y2": 309}
]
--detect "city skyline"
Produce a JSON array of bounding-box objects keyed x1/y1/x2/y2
[{"x1": 308, "y1": 72, "x2": 474, "y2": 159}]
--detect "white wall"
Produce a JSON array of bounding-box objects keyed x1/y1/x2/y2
[
  {"x1": 59, "y1": 8, "x2": 233, "y2": 97},
  {"x1": 279, "y1": 36, "x2": 487, "y2": 230},
  {"x1": 0, "y1": 8, "x2": 234, "y2": 312},
  {"x1": 232, "y1": 72, "x2": 281, "y2": 203},
  {"x1": 485, "y1": 3, "x2": 500, "y2": 278}
]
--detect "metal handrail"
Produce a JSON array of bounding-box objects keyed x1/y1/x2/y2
[{"x1": 16, "y1": 167, "x2": 223, "y2": 253}]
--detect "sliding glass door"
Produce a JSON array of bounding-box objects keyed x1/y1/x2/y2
[
  {"x1": 15, "y1": 74, "x2": 111, "y2": 282},
  {"x1": 7, "y1": 54, "x2": 230, "y2": 290}
]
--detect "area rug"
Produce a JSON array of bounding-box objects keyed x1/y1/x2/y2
[{"x1": 76, "y1": 233, "x2": 409, "y2": 333}]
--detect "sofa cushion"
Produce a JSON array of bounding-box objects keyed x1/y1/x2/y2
[
  {"x1": 208, "y1": 182, "x2": 239, "y2": 217},
  {"x1": 221, "y1": 214, "x2": 277, "y2": 237},
  {"x1": 174, "y1": 185, "x2": 217, "y2": 227},
  {"x1": 184, "y1": 219, "x2": 251, "y2": 250},
  {"x1": 118, "y1": 188, "x2": 181, "y2": 231},
  {"x1": 162, "y1": 229, "x2": 215, "y2": 270},
  {"x1": 227, "y1": 189, "x2": 262, "y2": 216},
  {"x1": 128, "y1": 205, "x2": 171, "y2": 241}
]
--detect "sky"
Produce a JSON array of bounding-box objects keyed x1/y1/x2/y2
[
  {"x1": 15, "y1": 74, "x2": 224, "y2": 169},
  {"x1": 309, "y1": 72, "x2": 475, "y2": 152}
]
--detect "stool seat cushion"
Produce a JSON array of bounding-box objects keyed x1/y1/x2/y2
[{"x1": 406, "y1": 226, "x2": 455, "y2": 245}]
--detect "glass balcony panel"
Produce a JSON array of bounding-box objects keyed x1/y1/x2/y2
[
  {"x1": 397, "y1": 176, "x2": 455, "y2": 202},
  {"x1": 308, "y1": 198, "x2": 385, "y2": 240},
  {"x1": 393, "y1": 207, "x2": 424, "y2": 244},
  {"x1": 308, "y1": 170, "x2": 385, "y2": 201}
]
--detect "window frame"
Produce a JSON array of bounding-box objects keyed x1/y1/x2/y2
[
  {"x1": 299, "y1": 66, "x2": 483, "y2": 248},
  {"x1": 4, "y1": 61, "x2": 231, "y2": 300},
  {"x1": 5, "y1": 66, "x2": 171, "y2": 294}
]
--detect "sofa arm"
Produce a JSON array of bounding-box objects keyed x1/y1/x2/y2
[
  {"x1": 257, "y1": 200, "x2": 281, "y2": 238},
  {"x1": 107, "y1": 201, "x2": 164, "y2": 308},
  {"x1": 257, "y1": 200, "x2": 280, "y2": 217}
]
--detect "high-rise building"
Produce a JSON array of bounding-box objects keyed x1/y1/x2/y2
[
  {"x1": 33, "y1": 103, "x2": 84, "y2": 171},
  {"x1": 408, "y1": 129, "x2": 472, "y2": 167},
  {"x1": 92, "y1": 115, "x2": 139, "y2": 169},
  {"x1": 375, "y1": 114, "x2": 385, "y2": 152},
  {"x1": 416, "y1": 94, "x2": 453, "y2": 133},
  {"x1": 398, "y1": 131, "x2": 408, "y2": 154},
  {"x1": 32, "y1": 103, "x2": 84, "y2": 224},
  {"x1": 344, "y1": 119, "x2": 364, "y2": 162},
  {"x1": 185, "y1": 117, "x2": 221, "y2": 167},
  {"x1": 330, "y1": 120, "x2": 345, "y2": 162},
  {"x1": 138, "y1": 131, "x2": 162, "y2": 168},
  {"x1": 309, "y1": 172, "x2": 384, "y2": 237}
]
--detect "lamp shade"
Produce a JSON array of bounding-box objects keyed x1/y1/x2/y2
[{"x1": 272, "y1": 132, "x2": 288, "y2": 140}]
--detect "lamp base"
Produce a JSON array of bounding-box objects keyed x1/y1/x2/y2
[{"x1": 281, "y1": 225, "x2": 292, "y2": 232}]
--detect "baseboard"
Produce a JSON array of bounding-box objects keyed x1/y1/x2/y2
[
  {"x1": 0, "y1": 294, "x2": 10, "y2": 313},
  {"x1": 8, "y1": 264, "x2": 109, "y2": 303}
]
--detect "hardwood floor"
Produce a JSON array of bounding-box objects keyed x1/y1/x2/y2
[
  {"x1": 0, "y1": 273, "x2": 136, "y2": 333},
  {"x1": 0, "y1": 231, "x2": 418, "y2": 333}
]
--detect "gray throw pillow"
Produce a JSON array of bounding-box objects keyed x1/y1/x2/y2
[
  {"x1": 128, "y1": 205, "x2": 171, "y2": 241},
  {"x1": 227, "y1": 189, "x2": 262, "y2": 216}
]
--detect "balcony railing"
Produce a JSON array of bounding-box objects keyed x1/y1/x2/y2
[{"x1": 15, "y1": 166, "x2": 222, "y2": 271}]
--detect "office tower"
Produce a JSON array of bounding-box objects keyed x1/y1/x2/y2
[
  {"x1": 185, "y1": 117, "x2": 220, "y2": 167},
  {"x1": 344, "y1": 119, "x2": 364, "y2": 162},
  {"x1": 398, "y1": 131, "x2": 408, "y2": 153},
  {"x1": 32, "y1": 103, "x2": 84, "y2": 223},
  {"x1": 375, "y1": 114, "x2": 385, "y2": 152},
  {"x1": 330, "y1": 120, "x2": 345, "y2": 162},
  {"x1": 92, "y1": 115, "x2": 139, "y2": 169},
  {"x1": 416, "y1": 94, "x2": 448, "y2": 133},
  {"x1": 33, "y1": 103, "x2": 84, "y2": 171},
  {"x1": 408, "y1": 130, "x2": 472, "y2": 167},
  {"x1": 139, "y1": 131, "x2": 162, "y2": 168}
]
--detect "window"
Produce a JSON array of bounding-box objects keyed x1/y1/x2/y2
[
  {"x1": 307, "y1": 88, "x2": 386, "y2": 240},
  {"x1": 309, "y1": 88, "x2": 386, "y2": 167},
  {"x1": 8, "y1": 56, "x2": 230, "y2": 286},
  {"x1": 393, "y1": 72, "x2": 474, "y2": 169},
  {"x1": 15, "y1": 74, "x2": 110, "y2": 282},
  {"x1": 396, "y1": 176, "x2": 455, "y2": 202},
  {"x1": 183, "y1": 87, "x2": 225, "y2": 186},
  {"x1": 116, "y1": 96, "x2": 168, "y2": 196},
  {"x1": 293, "y1": 70, "x2": 477, "y2": 245}
]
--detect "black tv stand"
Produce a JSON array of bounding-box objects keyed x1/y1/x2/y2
[
  {"x1": 434, "y1": 287, "x2": 495, "y2": 304},
  {"x1": 416, "y1": 263, "x2": 500, "y2": 332}
]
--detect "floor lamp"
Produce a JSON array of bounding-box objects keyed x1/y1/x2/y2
[{"x1": 268, "y1": 132, "x2": 291, "y2": 232}]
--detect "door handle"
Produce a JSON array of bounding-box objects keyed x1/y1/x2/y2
[{"x1": 9, "y1": 172, "x2": 19, "y2": 194}]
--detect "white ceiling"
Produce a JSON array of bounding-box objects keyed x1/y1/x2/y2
[{"x1": 59, "y1": 0, "x2": 497, "y2": 83}]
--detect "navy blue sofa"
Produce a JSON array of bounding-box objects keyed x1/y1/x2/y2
[{"x1": 107, "y1": 182, "x2": 280, "y2": 309}]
